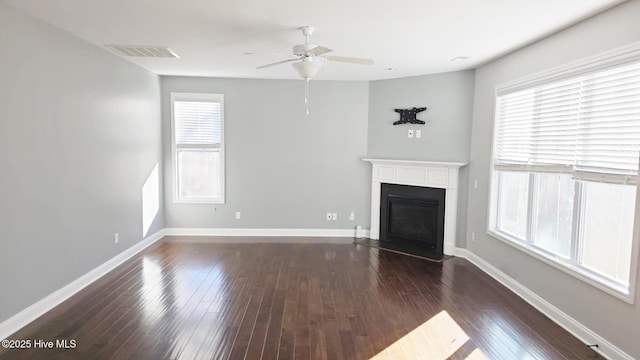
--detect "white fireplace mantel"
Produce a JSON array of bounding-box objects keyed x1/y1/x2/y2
[{"x1": 363, "y1": 158, "x2": 467, "y2": 255}]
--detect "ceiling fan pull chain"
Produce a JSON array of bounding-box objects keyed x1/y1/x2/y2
[{"x1": 305, "y1": 78, "x2": 310, "y2": 115}]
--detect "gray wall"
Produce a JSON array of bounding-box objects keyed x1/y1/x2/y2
[
  {"x1": 161, "y1": 77, "x2": 371, "y2": 229},
  {"x1": 368, "y1": 70, "x2": 475, "y2": 162},
  {"x1": 368, "y1": 71, "x2": 475, "y2": 246},
  {"x1": 0, "y1": 2, "x2": 163, "y2": 323},
  {"x1": 466, "y1": 1, "x2": 640, "y2": 357}
]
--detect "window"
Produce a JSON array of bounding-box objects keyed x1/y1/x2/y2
[
  {"x1": 489, "y1": 45, "x2": 640, "y2": 302},
  {"x1": 171, "y1": 93, "x2": 224, "y2": 203}
]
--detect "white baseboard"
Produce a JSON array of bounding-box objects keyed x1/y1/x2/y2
[
  {"x1": 451, "y1": 246, "x2": 469, "y2": 257},
  {"x1": 0, "y1": 229, "x2": 167, "y2": 341},
  {"x1": 454, "y1": 248, "x2": 633, "y2": 360},
  {"x1": 163, "y1": 227, "x2": 371, "y2": 239}
]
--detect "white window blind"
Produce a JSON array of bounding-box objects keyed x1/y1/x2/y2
[
  {"x1": 494, "y1": 59, "x2": 640, "y2": 185},
  {"x1": 174, "y1": 100, "x2": 222, "y2": 146}
]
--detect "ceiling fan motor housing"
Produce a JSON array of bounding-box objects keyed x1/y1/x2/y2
[{"x1": 294, "y1": 26, "x2": 317, "y2": 56}]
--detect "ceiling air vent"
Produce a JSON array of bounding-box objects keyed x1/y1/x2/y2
[{"x1": 105, "y1": 45, "x2": 179, "y2": 58}]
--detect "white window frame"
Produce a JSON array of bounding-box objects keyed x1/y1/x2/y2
[
  {"x1": 170, "y1": 92, "x2": 225, "y2": 204},
  {"x1": 488, "y1": 43, "x2": 640, "y2": 304}
]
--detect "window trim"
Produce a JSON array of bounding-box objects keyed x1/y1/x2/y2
[
  {"x1": 489, "y1": 171, "x2": 634, "y2": 303},
  {"x1": 488, "y1": 226, "x2": 634, "y2": 303},
  {"x1": 488, "y1": 43, "x2": 640, "y2": 304},
  {"x1": 170, "y1": 92, "x2": 225, "y2": 204}
]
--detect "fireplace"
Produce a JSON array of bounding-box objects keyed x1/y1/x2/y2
[
  {"x1": 363, "y1": 158, "x2": 467, "y2": 257},
  {"x1": 380, "y1": 183, "x2": 445, "y2": 259}
]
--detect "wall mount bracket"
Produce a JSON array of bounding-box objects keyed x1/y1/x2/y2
[{"x1": 393, "y1": 107, "x2": 427, "y2": 125}]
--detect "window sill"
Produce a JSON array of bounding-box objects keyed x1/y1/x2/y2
[
  {"x1": 173, "y1": 198, "x2": 225, "y2": 205},
  {"x1": 487, "y1": 228, "x2": 634, "y2": 305}
]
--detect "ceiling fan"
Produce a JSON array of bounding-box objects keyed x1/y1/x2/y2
[
  {"x1": 246, "y1": 26, "x2": 375, "y2": 114},
  {"x1": 248, "y1": 26, "x2": 374, "y2": 76}
]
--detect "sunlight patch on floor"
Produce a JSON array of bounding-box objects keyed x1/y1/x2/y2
[
  {"x1": 465, "y1": 348, "x2": 489, "y2": 360},
  {"x1": 141, "y1": 257, "x2": 166, "y2": 321},
  {"x1": 369, "y1": 310, "x2": 470, "y2": 359}
]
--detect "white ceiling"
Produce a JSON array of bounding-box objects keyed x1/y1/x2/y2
[{"x1": 6, "y1": 0, "x2": 625, "y2": 81}]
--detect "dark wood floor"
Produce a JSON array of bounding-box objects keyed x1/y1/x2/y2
[{"x1": 0, "y1": 238, "x2": 603, "y2": 360}]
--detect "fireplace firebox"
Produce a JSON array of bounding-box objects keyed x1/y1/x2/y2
[{"x1": 380, "y1": 183, "x2": 445, "y2": 260}]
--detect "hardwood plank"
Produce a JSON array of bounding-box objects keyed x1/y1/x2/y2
[
  {"x1": 277, "y1": 256, "x2": 300, "y2": 360},
  {"x1": 293, "y1": 273, "x2": 310, "y2": 360}
]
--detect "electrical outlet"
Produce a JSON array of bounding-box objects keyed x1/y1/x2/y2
[
  {"x1": 471, "y1": 232, "x2": 476, "y2": 242},
  {"x1": 349, "y1": 212, "x2": 355, "y2": 221},
  {"x1": 332, "y1": 213, "x2": 338, "y2": 221},
  {"x1": 415, "y1": 129, "x2": 422, "y2": 138},
  {"x1": 114, "y1": 233, "x2": 119, "y2": 244},
  {"x1": 326, "y1": 212, "x2": 332, "y2": 221},
  {"x1": 408, "y1": 129, "x2": 414, "y2": 138},
  {"x1": 474, "y1": 179, "x2": 478, "y2": 190},
  {"x1": 235, "y1": 211, "x2": 241, "y2": 220}
]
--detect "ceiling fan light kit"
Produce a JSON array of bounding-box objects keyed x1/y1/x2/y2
[
  {"x1": 247, "y1": 25, "x2": 374, "y2": 114},
  {"x1": 292, "y1": 60, "x2": 324, "y2": 79},
  {"x1": 293, "y1": 60, "x2": 325, "y2": 115}
]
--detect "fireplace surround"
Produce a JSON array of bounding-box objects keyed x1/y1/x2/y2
[{"x1": 363, "y1": 158, "x2": 467, "y2": 256}]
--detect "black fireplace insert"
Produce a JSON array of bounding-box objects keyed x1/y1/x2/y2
[{"x1": 380, "y1": 183, "x2": 445, "y2": 260}]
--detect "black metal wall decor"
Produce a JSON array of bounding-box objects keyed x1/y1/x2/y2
[{"x1": 393, "y1": 107, "x2": 427, "y2": 125}]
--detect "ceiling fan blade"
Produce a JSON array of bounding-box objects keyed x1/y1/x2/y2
[
  {"x1": 326, "y1": 56, "x2": 375, "y2": 65},
  {"x1": 256, "y1": 58, "x2": 299, "y2": 69},
  {"x1": 308, "y1": 46, "x2": 333, "y2": 56},
  {"x1": 244, "y1": 52, "x2": 297, "y2": 57}
]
